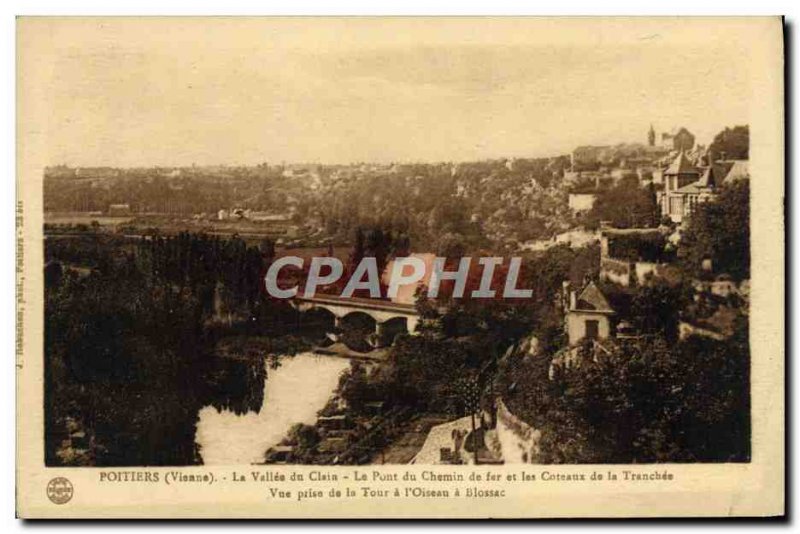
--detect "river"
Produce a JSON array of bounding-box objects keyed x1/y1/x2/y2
[{"x1": 195, "y1": 352, "x2": 350, "y2": 465}]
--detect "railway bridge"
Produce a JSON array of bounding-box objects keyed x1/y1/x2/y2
[{"x1": 290, "y1": 294, "x2": 420, "y2": 348}]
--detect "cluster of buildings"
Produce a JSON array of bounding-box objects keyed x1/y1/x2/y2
[
  {"x1": 554, "y1": 224, "x2": 748, "y2": 374},
  {"x1": 216, "y1": 207, "x2": 293, "y2": 222},
  {"x1": 565, "y1": 126, "x2": 749, "y2": 225},
  {"x1": 553, "y1": 120, "x2": 751, "y2": 365},
  {"x1": 565, "y1": 126, "x2": 696, "y2": 189},
  {"x1": 554, "y1": 275, "x2": 747, "y2": 381},
  {"x1": 657, "y1": 151, "x2": 749, "y2": 223}
]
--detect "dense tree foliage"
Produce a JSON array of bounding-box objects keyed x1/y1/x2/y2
[
  {"x1": 45, "y1": 156, "x2": 573, "y2": 250},
  {"x1": 330, "y1": 243, "x2": 602, "y2": 424},
  {"x1": 501, "y1": 318, "x2": 750, "y2": 463},
  {"x1": 708, "y1": 125, "x2": 749, "y2": 162},
  {"x1": 606, "y1": 232, "x2": 672, "y2": 263},
  {"x1": 680, "y1": 179, "x2": 750, "y2": 281},
  {"x1": 46, "y1": 263, "x2": 219, "y2": 465},
  {"x1": 585, "y1": 176, "x2": 658, "y2": 229},
  {"x1": 44, "y1": 233, "x2": 300, "y2": 466}
]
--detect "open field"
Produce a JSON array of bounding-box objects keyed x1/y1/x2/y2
[{"x1": 44, "y1": 212, "x2": 134, "y2": 226}]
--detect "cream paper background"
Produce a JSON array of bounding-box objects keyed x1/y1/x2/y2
[{"x1": 16, "y1": 17, "x2": 784, "y2": 518}]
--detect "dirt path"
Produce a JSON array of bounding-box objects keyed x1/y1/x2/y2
[{"x1": 369, "y1": 414, "x2": 451, "y2": 464}]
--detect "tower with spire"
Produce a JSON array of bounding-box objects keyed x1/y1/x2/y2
[{"x1": 648, "y1": 124, "x2": 656, "y2": 147}]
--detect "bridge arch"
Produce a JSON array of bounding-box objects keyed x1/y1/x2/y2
[
  {"x1": 379, "y1": 316, "x2": 410, "y2": 345},
  {"x1": 301, "y1": 306, "x2": 337, "y2": 341},
  {"x1": 303, "y1": 306, "x2": 337, "y2": 327},
  {"x1": 290, "y1": 295, "x2": 420, "y2": 349},
  {"x1": 340, "y1": 311, "x2": 378, "y2": 330},
  {"x1": 338, "y1": 312, "x2": 378, "y2": 353}
]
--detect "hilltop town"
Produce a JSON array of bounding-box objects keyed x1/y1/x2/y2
[{"x1": 44, "y1": 124, "x2": 747, "y2": 248}]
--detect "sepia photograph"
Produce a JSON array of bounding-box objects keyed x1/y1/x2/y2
[{"x1": 16, "y1": 15, "x2": 784, "y2": 518}]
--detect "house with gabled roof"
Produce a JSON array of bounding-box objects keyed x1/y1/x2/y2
[
  {"x1": 663, "y1": 150, "x2": 701, "y2": 191},
  {"x1": 659, "y1": 151, "x2": 750, "y2": 223},
  {"x1": 562, "y1": 280, "x2": 616, "y2": 346},
  {"x1": 549, "y1": 280, "x2": 619, "y2": 378}
]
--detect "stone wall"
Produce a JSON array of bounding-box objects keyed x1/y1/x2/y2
[
  {"x1": 601, "y1": 257, "x2": 666, "y2": 287},
  {"x1": 495, "y1": 398, "x2": 541, "y2": 464},
  {"x1": 600, "y1": 256, "x2": 631, "y2": 286}
]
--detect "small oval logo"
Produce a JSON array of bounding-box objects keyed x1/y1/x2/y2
[{"x1": 46, "y1": 477, "x2": 73, "y2": 505}]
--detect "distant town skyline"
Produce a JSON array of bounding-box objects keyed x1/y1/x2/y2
[{"x1": 25, "y1": 18, "x2": 752, "y2": 167}]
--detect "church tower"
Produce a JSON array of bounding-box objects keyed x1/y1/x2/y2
[{"x1": 648, "y1": 124, "x2": 656, "y2": 146}]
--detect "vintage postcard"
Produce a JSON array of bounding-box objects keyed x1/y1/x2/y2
[{"x1": 16, "y1": 17, "x2": 784, "y2": 518}]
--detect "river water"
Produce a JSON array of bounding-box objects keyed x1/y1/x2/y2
[{"x1": 195, "y1": 352, "x2": 350, "y2": 465}]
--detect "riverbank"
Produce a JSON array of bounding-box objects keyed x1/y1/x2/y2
[{"x1": 196, "y1": 352, "x2": 349, "y2": 465}]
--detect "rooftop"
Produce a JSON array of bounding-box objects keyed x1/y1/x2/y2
[
  {"x1": 574, "y1": 281, "x2": 615, "y2": 314},
  {"x1": 664, "y1": 151, "x2": 700, "y2": 176},
  {"x1": 723, "y1": 160, "x2": 750, "y2": 183}
]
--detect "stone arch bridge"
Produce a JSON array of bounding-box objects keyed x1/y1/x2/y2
[{"x1": 290, "y1": 294, "x2": 420, "y2": 347}]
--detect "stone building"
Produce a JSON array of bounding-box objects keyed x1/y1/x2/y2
[{"x1": 660, "y1": 127, "x2": 695, "y2": 151}]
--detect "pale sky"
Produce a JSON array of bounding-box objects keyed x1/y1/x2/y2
[{"x1": 21, "y1": 18, "x2": 755, "y2": 166}]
